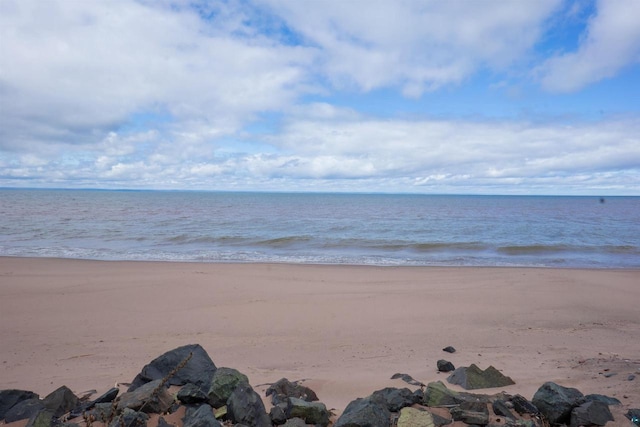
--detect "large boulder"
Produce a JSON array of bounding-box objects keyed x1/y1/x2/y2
[
  {"x1": 369, "y1": 387, "x2": 417, "y2": 412},
  {"x1": 3, "y1": 398, "x2": 45, "y2": 423},
  {"x1": 265, "y1": 378, "x2": 318, "y2": 405},
  {"x1": 0, "y1": 390, "x2": 40, "y2": 420},
  {"x1": 226, "y1": 383, "x2": 270, "y2": 427},
  {"x1": 447, "y1": 364, "x2": 515, "y2": 390},
  {"x1": 207, "y1": 367, "x2": 249, "y2": 408},
  {"x1": 117, "y1": 379, "x2": 174, "y2": 414},
  {"x1": 569, "y1": 401, "x2": 614, "y2": 427},
  {"x1": 286, "y1": 397, "x2": 330, "y2": 427},
  {"x1": 183, "y1": 404, "x2": 221, "y2": 427},
  {"x1": 423, "y1": 381, "x2": 465, "y2": 407},
  {"x1": 450, "y1": 402, "x2": 489, "y2": 425},
  {"x1": 129, "y1": 344, "x2": 217, "y2": 392},
  {"x1": 42, "y1": 385, "x2": 79, "y2": 418},
  {"x1": 532, "y1": 382, "x2": 584, "y2": 425},
  {"x1": 334, "y1": 397, "x2": 390, "y2": 427}
]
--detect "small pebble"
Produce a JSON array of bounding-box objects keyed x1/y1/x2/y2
[{"x1": 628, "y1": 374, "x2": 636, "y2": 381}]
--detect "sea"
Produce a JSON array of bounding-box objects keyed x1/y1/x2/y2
[{"x1": 0, "y1": 189, "x2": 639, "y2": 268}]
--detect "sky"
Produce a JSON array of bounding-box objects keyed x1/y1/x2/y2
[{"x1": 1, "y1": 0, "x2": 639, "y2": 195}]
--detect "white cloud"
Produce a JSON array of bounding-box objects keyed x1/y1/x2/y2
[
  {"x1": 258, "y1": 0, "x2": 561, "y2": 95},
  {"x1": 539, "y1": 0, "x2": 640, "y2": 92}
]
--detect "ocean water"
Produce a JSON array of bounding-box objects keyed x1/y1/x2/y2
[{"x1": 0, "y1": 189, "x2": 639, "y2": 268}]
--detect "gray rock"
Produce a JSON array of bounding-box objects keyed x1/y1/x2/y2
[
  {"x1": 569, "y1": 401, "x2": 613, "y2": 427},
  {"x1": 584, "y1": 394, "x2": 621, "y2": 406},
  {"x1": 117, "y1": 379, "x2": 174, "y2": 414},
  {"x1": 492, "y1": 400, "x2": 516, "y2": 420},
  {"x1": 226, "y1": 383, "x2": 270, "y2": 427},
  {"x1": 437, "y1": 360, "x2": 455, "y2": 373},
  {"x1": 265, "y1": 378, "x2": 318, "y2": 406},
  {"x1": 626, "y1": 409, "x2": 640, "y2": 425},
  {"x1": 4, "y1": 398, "x2": 45, "y2": 423},
  {"x1": 94, "y1": 387, "x2": 120, "y2": 404},
  {"x1": 108, "y1": 408, "x2": 149, "y2": 427},
  {"x1": 282, "y1": 418, "x2": 307, "y2": 427},
  {"x1": 369, "y1": 387, "x2": 416, "y2": 412},
  {"x1": 450, "y1": 402, "x2": 489, "y2": 425},
  {"x1": 287, "y1": 397, "x2": 330, "y2": 427},
  {"x1": 532, "y1": 382, "x2": 584, "y2": 425},
  {"x1": 334, "y1": 397, "x2": 390, "y2": 427},
  {"x1": 178, "y1": 384, "x2": 209, "y2": 405},
  {"x1": 269, "y1": 404, "x2": 287, "y2": 425},
  {"x1": 423, "y1": 381, "x2": 464, "y2": 407},
  {"x1": 0, "y1": 389, "x2": 40, "y2": 420},
  {"x1": 183, "y1": 404, "x2": 221, "y2": 427},
  {"x1": 442, "y1": 346, "x2": 456, "y2": 353},
  {"x1": 510, "y1": 394, "x2": 539, "y2": 415},
  {"x1": 447, "y1": 364, "x2": 515, "y2": 390},
  {"x1": 84, "y1": 402, "x2": 116, "y2": 423},
  {"x1": 43, "y1": 385, "x2": 79, "y2": 418},
  {"x1": 629, "y1": 374, "x2": 636, "y2": 381},
  {"x1": 129, "y1": 344, "x2": 217, "y2": 392},
  {"x1": 207, "y1": 367, "x2": 249, "y2": 408},
  {"x1": 25, "y1": 409, "x2": 53, "y2": 427}
]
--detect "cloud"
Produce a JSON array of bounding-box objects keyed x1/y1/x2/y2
[
  {"x1": 258, "y1": 0, "x2": 561, "y2": 96},
  {"x1": 539, "y1": 0, "x2": 640, "y2": 92}
]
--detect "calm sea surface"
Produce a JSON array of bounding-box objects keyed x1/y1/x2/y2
[{"x1": 1, "y1": 189, "x2": 638, "y2": 268}]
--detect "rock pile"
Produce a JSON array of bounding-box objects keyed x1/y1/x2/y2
[{"x1": 0, "y1": 344, "x2": 637, "y2": 427}]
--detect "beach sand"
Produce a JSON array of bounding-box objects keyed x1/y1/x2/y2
[{"x1": 1, "y1": 257, "x2": 639, "y2": 420}]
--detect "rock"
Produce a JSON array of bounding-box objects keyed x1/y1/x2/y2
[
  {"x1": 492, "y1": 399, "x2": 516, "y2": 420},
  {"x1": 423, "y1": 381, "x2": 464, "y2": 407},
  {"x1": 569, "y1": 401, "x2": 613, "y2": 427},
  {"x1": 626, "y1": 409, "x2": 640, "y2": 425},
  {"x1": 369, "y1": 387, "x2": 416, "y2": 412},
  {"x1": 282, "y1": 418, "x2": 307, "y2": 427},
  {"x1": 207, "y1": 367, "x2": 249, "y2": 408},
  {"x1": 226, "y1": 383, "x2": 270, "y2": 427},
  {"x1": 0, "y1": 390, "x2": 40, "y2": 420},
  {"x1": 109, "y1": 408, "x2": 149, "y2": 427},
  {"x1": 510, "y1": 394, "x2": 539, "y2": 415},
  {"x1": 437, "y1": 360, "x2": 455, "y2": 373},
  {"x1": 334, "y1": 397, "x2": 390, "y2": 427},
  {"x1": 183, "y1": 403, "x2": 221, "y2": 427},
  {"x1": 25, "y1": 410, "x2": 53, "y2": 427},
  {"x1": 447, "y1": 364, "x2": 515, "y2": 390},
  {"x1": 450, "y1": 402, "x2": 489, "y2": 425},
  {"x1": 532, "y1": 382, "x2": 584, "y2": 425},
  {"x1": 443, "y1": 346, "x2": 456, "y2": 353},
  {"x1": 584, "y1": 394, "x2": 621, "y2": 406},
  {"x1": 4, "y1": 398, "x2": 46, "y2": 423},
  {"x1": 117, "y1": 379, "x2": 174, "y2": 414},
  {"x1": 178, "y1": 384, "x2": 209, "y2": 405},
  {"x1": 43, "y1": 385, "x2": 79, "y2": 418},
  {"x1": 265, "y1": 378, "x2": 318, "y2": 406},
  {"x1": 70, "y1": 387, "x2": 121, "y2": 418},
  {"x1": 84, "y1": 402, "x2": 116, "y2": 423},
  {"x1": 269, "y1": 404, "x2": 287, "y2": 425},
  {"x1": 397, "y1": 407, "x2": 435, "y2": 427},
  {"x1": 129, "y1": 344, "x2": 217, "y2": 392},
  {"x1": 94, "y1": 387, "x2": 120, "y2": 404},
  {"x1": 287, "y1": 397, "x2": 330, "y2": 427}
]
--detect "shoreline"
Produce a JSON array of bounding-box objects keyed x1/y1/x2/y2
[{"x1": 1, "y1": 257, "x2": 639, "y2": 415}]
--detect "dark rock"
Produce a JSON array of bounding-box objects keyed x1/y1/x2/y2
[
  {"x1": 0, "y1": 389, "x2": 40, "y2": 420},
  {"x1": 207, "y1": 367, "x2": 249, "y2": 408},
  {"x1": 569, "y1": 401, "x2": 613, "y2": 427},
  {"x1": 226, "y1": 383, "x2": 270, "y2": 427},
  {"x1": 584, "y1": 394, "x2": 621, "y2": 406},
  {"x1": 83, "y1": 402, "x2": 116, "y2": 423},
  {"x1": 443, "y1": 346, "x2": 456, "y2": 353},
  {"x1": 117, "y1": 379, "x2": 174, "y2": 414},
  {"x1": 183, "y1": 404, "x2": 221, "y2": 427},
  {"x1": 282, "y1": 418, "x2": 307, "y2": 427},
  {"x1": 94, "y1": 387, "x2": 119, "y2": 404},
  {"x1": 43, "y1": 386, "x2": 79, "y2": 418},
  {"x1": 629, "y1": 374, "x2": 636, "y2": 381},
  {"x1": 492, "y1": 400, "x2": 516, "y2": 420},
  {"x1": 447, "y1": 364, "x2": 515, "y2": 390},
  {"x1": 129, "y1": 344, "x2": 217, "y2": 392},
  {"x1": 108, "y1": 408, "x2": 149, "y2": 427},
  {"x1": 269, "y1": 404, "x2": 287, "y2": 425},
  {"x1": 334, "y1": 397, "x2": 391, "y2": 427},
  {"x1": 157, "y1": 416, "x2": 175, "y2": 427},
  {"x1": 4, "y1": 398, "x2": 46, "y2": 423},
  {"x1": 178, "y1": 384, "x2": 209, "y2": 405},
  {"x1": 423, "y1": 381, "x2": 464, "y2": 407},
  {"x1": 25, "y1": 409, "x2": 53, "y2": 427},
  {"x1": 265, "y1": 378, "x2": 318, "y2": 406},
  {"x1": 510, "y1": 394, "x2": 539, "y2": 415},
  {"x1": 450, "y1": 402, "x2": 489, "y2": 425},
  {"x1": 626, "y1": 409, "x2": 640, "y2": 425},
  {"x1": 370, "y1": 387, "x2": 416, "y2": 412},
  {"x1": 287, "y1": 397, "x2": 330, "y2": 427},
  {"x1": 532, "y1": 382, "x2": 584, "y2": 425},
  {"x1": 437, "y1": 360, "x2": 455, "y2": 373},
  {"x1": 70, "y1": 387, "x2": 120, "y2": 419}
]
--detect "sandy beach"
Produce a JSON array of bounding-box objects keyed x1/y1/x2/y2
[{"x1": 1, "y1": 257, "x2": 639, "y2": 418}]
